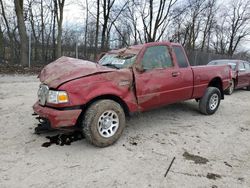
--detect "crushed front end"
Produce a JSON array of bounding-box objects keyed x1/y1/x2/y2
[{"x1": 33, "y1": 84, "x2": 82, "y2": 132}]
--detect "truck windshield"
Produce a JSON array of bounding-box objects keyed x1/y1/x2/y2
[{"x1": 98, "y1": 54, "x2": 136, "y2": 69}]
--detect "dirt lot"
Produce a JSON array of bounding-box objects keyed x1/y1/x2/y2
[{"x1": 0, "y1": 75, "x2": 249, "y2": 188}]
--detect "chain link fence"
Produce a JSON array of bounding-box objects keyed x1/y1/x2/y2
[
  {"x1": 186, "y1": 50, "x2": 249, "y2": 66},
  {"x1": 1, "y1": 40, "x2": 249, "y2": 66}
]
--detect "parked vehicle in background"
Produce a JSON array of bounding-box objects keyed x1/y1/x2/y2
[
  {"x1": 33, "y1": 42, "x2": 231, "y2": 147},
  {"x1": 208, "y1": 60, "x2": 250, "y2": 95}
]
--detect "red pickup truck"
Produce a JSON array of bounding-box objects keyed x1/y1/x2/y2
[{"x1": 33, "y1": 42, "x2": 231, "y2": 147}]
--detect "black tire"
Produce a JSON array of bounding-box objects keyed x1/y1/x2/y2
[
  {"x1": 82, "y1": 100, "x2": 126, "y2": 147},
  {"x1": 199, "y1": 87, "x2": 221, "y2": 115},
  {"x1": 225, "y1": 80, "x2": 234, "y2": 95},
  {"x1": 247, "y1": 85, "x2": 250, "y2": 91}
]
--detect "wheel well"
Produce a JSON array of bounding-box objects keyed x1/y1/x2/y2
[
  {"x1": 208, "y1": 77, "x2": 224, "y2": 99},
  {"x1": 83, "y1": 95, "x2": 130, "y2": 116},
  {"x1": 232, "y1": 78, "x2": 236, "y2": 87}
]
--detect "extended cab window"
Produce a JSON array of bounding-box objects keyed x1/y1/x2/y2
[
  {"x1": 244, "y1": 62, "x2": 250, "y2": 71},
  {"x1": 238, "y1": 62, "x2": 245, "y2": 70},
  {"x1": 173, "y1": 46, "x2": 189, "y2": 68},
  {"x1": 142, "y1": 46, "x2": 173, "y2": 70}
]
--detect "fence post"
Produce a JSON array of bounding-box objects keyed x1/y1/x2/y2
[
  {"x1": 76, "y1": 42, "x2": 78, "y2": 59},
  {"x1": 194, "y1": 51, "x2": 197, "y2": 66},
  {"x1": 28, "y1": 31, "x2": 31, "y2": 68}
]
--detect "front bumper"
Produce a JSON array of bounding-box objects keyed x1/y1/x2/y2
[{"x1": 33, "y1": 102, "x2": 82, "y2": 128}]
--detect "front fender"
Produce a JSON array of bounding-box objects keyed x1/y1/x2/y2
[{"x1": 58, "y1": 70, "x2": 138, "y2": 112}]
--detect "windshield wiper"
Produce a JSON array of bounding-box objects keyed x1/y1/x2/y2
[{"x1": 103, "y1": 63, "x2": 119, "y2": 69}]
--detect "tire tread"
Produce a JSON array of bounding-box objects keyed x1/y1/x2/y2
[
  {"x1": 199, "y1": 87, "x2": 221, "y2": 115},
  {"x1": 83, "y1": 100, "x2": 125, "y2": 147}
]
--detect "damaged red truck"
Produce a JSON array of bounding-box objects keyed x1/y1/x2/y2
[{"x1": 33, "y1": 42, "x2": 231, "y2": 147}]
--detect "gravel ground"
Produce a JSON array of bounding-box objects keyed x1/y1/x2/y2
[{"x1": 0, "y1": 75, "x2": 249, "y2": 188}]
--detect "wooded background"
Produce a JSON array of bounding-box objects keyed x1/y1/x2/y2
[{"x1": 0, "y1": 0, "x2": 250, "y2": 66}]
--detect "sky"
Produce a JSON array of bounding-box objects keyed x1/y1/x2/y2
[
  {"x1": 63, "y1": 0, "x2": 250, "y2": 52},
  {"x1": 64, "y1": 3, "x2": 84, "y2": 25}
]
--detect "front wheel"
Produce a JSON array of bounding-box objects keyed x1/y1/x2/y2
[
  {"x1": 199, "y1": 87, "x2": 221, "y2": 115},
  {"x1": 82, "y1": 100, "x2": 126, "y2": 147}
]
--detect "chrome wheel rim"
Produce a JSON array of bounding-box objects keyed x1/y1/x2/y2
[
  {"x1": 98, "y1": 110, "x2": 119, "y2": 138},
  {"x1": 229, "y1": 81, "x2": 234, "y2": 94},
  {"x1": 209, "y1": 93, "x2": 219, "y2": 110}
]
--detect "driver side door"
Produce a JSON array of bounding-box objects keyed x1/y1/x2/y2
[{"x1": 134, "y1": 45, "x2": 181, "y2": 111}]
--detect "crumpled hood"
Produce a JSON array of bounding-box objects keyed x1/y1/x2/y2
[{"x1": 39, "y1": 56, "x2": 114, "y2": 88}]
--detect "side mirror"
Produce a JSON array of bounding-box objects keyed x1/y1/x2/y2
[{"x1": 135, "y1": 63, "x2": 145, "y2": 73}]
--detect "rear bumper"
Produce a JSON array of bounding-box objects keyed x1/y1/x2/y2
[{"x1": 33, "y1": 102, "x2": 82, "y2": 129}]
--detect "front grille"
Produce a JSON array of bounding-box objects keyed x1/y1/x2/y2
[{"x1": 38, "y1": 84, "x2": 49, "y2": 105}]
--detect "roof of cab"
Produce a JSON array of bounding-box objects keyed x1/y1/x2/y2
[{"x1": 108, "y1": 41, "x2": 180, "y2": 55}]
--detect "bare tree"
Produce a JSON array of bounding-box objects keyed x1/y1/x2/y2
[
  {"x1": 186, "y1": 0, "x2": 208, "y2": 49},
  {"x1": 14, "y1": 0, "x2": 28, "y2": 66},
  {"x1": 94, "y1": 0, "x2": 100, "y2": 58},
  {"x1": 54, "y1": 0, "x2": 65, "y2": 58},
  {"x1": 84, "y1": 0, "x2": 89, "y2": 57},
  {"x1": 167, "y1": 4, "x2": 189, "y2": 45},
  {"x1": 226, "y1": 0, "x2": 250, "y2": 55},
  {"x1": 28, "y1": 0, "x2": 40, "y2": 63},
  {"x1": 211, "y1": 0, "x2": 250, "y2": 55},
  {"x1": 41, "y1": 0, "x2": 45, "y2": 63},
  {"x1": 212, "y1": 19, "x2": 228, "y2": 54},
  {"x1": 101, "y1": 0, "x2": 115, "y2": 50},
  {"x1": 127, "y1": 2, "x2": 139, "y2": 44},
  {"x1": 140, "y1": 0, "x2": 178, "y2": 42},
  {"x1": 200, "y1": 0, "x2": 217, "y2": 51},
  {"x1": 1, "y1": 0, "x2": 250, "y2": 67},
  {"x1": 0, "y1": 24, "x2": 3, "y2": 63},
  {"x1": 0, "y1": 0, "x2": 16, "y2": 64}
]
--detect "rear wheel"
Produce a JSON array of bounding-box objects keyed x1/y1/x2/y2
[
  {"x1": 247, "y1": 85, "x2": 250, "y2": 91},
  {"x1": 225, "y1": 80, "x2": 234, "y2": 95},
  {"x1": 199, "y1": 87, "x2": 221, "y2": 115},
  {"x1": 82, "y1": 100, "x2": 126, "y2": 147}
]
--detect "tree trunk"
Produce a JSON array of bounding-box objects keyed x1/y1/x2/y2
[
  {"x1": 101, "y1": 0, "x2": 114, "y2": 51},
  {"x1": 0, "y1": 25, "x2": 3, "y2": 64},
  {"x1": 228, "y1": 34, "x2": 234, "y2": 56},
  {"x1": 94, "y1": 0, "x2": 100, "y2": 59},
  {"x1": 55, "y1": 0, "x2": 65, "y2": 58},
  {"x1": 14, "y1": 0, "x2": 28, "y2": 66},
  {"x1": 52, "y1": 0, "x2": 57, "y2": 59},
  {"x1": 84, "y1": 0, "x2": 89, "y2": 58},
  {"x1": 41, "y1": 0, "x2": 45, "y2": 64},
  {"x1": 101, "y1": 0, "x2": 107, "y2": 51},
  {"x1": 28, "y1": 2, "x2": 39, "y2": 64},
  {"x1": 1, "y1": 0, "x2": 16, "y2": 64}
]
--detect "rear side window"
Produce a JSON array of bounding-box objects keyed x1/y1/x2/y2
[
  {"x1": 208, "y1": 61, "x2": 218, "y2": 65},
  {"x1": 142, "y1": 46, "x2": 173, "y2": 70},
  {"x1": 238, "y1": 62, "x2": 245, "y2": 70},
  {"x1": 173, "y1": 46, "x2": 189, "y2": 68},
  {"x1": 244, "y1": 62, "x2": 250, "y2": 70}
]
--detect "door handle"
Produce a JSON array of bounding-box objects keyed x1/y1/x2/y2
[{"x1": 172, "y1": 72, "x2": 180, "y2": 77}]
